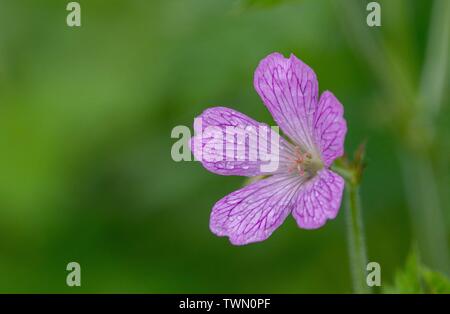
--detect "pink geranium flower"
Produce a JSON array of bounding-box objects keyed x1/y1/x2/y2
[{"x1": 191, "y1": 53, "x2": 347, "y2": 245}]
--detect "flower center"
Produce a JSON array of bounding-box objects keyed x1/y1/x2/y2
[{"x1": 289, "y1": 146, "x2": 323, "y2": 179}]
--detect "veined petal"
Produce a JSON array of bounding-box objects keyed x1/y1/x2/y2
[
  {"x1": 254, "y1": 53, "x2": 319, "y2": 152},
  {"x1": 292, "y1": 169, "x2": 344, "y2": 229},
  {"x1": 190, "y1": 107, "x2": 295, "y2": 176},
  {"x1": 210, "y1": 174, "x2": 303, "y2": 245},
  {"x1": 313, "y1": 91, "x2": 347, "y2": 166}
]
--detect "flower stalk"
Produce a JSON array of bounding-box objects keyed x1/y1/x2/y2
[
  {"x1": 344, "y1": 176, "x2": 369, "y2": 293},
  {"x1": 333, "y1": 143, "x2": 371, "y2": 293}
]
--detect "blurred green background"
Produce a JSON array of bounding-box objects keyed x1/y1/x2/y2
[{"x1": 0, "y1": 0, "x2": 448, "y2": 293}]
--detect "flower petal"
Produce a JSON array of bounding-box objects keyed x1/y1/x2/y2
[
  {"x1": 313, "y1": 91, "x2": 347, "y2": 166},
  {"x1": 210, "y1": 174, "x2": 302, "y2": 245},
  {"x1": 292, "y1": 169, "x2": 344, "y2": 229},
  {"x1": 190, "y1": 106, "x2": 295, "y2": 176},
  {"x1": 254, "y1": 53, "x2": 319, "y2": 151}
]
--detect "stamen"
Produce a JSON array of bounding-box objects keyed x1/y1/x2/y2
[{"x1": 290, "y1": 146, "x2": 323, "y2": 179}]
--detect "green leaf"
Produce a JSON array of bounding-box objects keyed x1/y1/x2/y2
[
  {"x1": 384, "y1": 247, "x2": 450, "y2": 294},
  {"x1": 422, "y1": 268, "x2": 450, "y2": 293},
  {"x1": 384, "y1": 248, "x2": 423, "y2": 293}
]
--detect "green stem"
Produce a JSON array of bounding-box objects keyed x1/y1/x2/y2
[
  {"x1": 333, "y1": 163, "x2": 371, "y2": 293},
  {"x1": 419, "y1": 0, "x2": 450, "y2": 116},
  {"x1": 401, "y1": 0, "x2": 450, "y2": 275},
  {"x1": 345, "y1": 181, "x2": 370, "y2": 293},
  {"x1": 399, "y1": 150, "x2": 449, "y2": 275}
]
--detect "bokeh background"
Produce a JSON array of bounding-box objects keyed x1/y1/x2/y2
[{"x1": 0, "y1": 0, "x2": 448, "y2": 293}]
